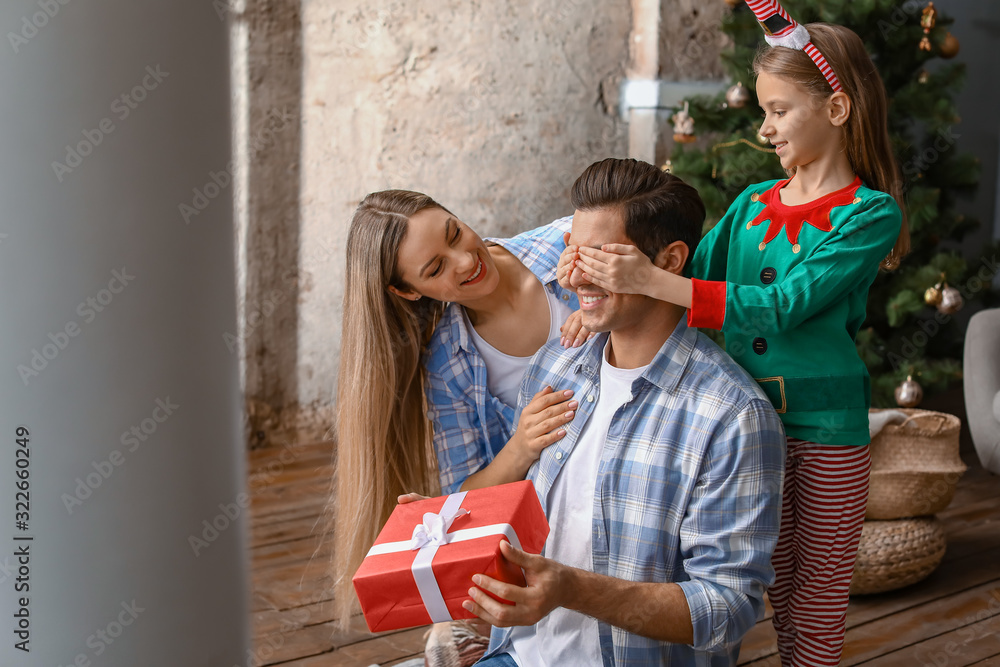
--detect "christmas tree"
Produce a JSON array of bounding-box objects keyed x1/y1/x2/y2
[{"x1": 670, "y1": 0, "x2": 997, "y2": 408}]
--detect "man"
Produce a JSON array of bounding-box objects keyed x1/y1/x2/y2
[{"x1": 463, "y1": 158, "x2": 787, "y2": 665}]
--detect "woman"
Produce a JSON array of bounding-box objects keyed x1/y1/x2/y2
[{"x1": 330, "y1": 189, "x2": 585, "y2": 630}]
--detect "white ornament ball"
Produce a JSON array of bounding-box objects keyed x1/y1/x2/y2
[{"x1": 937, "y1": 285, "x2": 964, "y2": 314}]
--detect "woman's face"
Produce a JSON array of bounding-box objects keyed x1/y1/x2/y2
[{"x1": 390, "y1": 207, "x2": 500, "y2": 304}]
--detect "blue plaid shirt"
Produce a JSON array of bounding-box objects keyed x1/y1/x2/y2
[
  {"x1": 424, "y1": 216, "x2": 579, "y2": 495},
  {"x1": 486, "y1": 318, "x2": 786, "y2": 666}
]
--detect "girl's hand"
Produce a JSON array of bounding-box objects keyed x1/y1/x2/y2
[
  {"x1": 575, "y1": 244, "x2": 654, "y2": 295},
  {"x1": 556, "y1": 232, "x2": 578, "y2": 290},
  {"x1": 397, "y1": 492, "x2": 430, "y2": 504},
  {"x1": 511, "y1": 386, "x2": 577, "y2": 464},
  {"x1": 559, "y1": 309, "x2": 596, "y2": 348}
]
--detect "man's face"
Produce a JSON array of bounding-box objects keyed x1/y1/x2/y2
[{"x1": 568, "y1": 207, "x2": 650, "y2": 334}]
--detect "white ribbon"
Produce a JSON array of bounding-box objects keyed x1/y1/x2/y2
[
  {"x1": 410, "y1": 495, "x2": 470, "y2": 550},
  {"x1": 365, "y1": 491, "x2": 523, "y2": 623}
]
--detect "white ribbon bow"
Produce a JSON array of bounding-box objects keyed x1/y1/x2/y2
[{"x1": 410, "y1": 507, "x2": 470, "y2": 550}]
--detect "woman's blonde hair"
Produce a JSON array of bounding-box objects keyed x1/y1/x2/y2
[
  {"x1": 328, "y1": 190, "x2": 446, "y2": 627},
  {"x1": 753, "y1": 22, "x2": 910, "y2": 270}
]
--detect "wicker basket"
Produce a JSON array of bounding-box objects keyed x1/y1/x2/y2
[
  {"x1": 851, "y1": 517, "x2": 947, "y2": 595},
  {"x1": 866, "y1": 409, "x2": 966, "y2": 520}
]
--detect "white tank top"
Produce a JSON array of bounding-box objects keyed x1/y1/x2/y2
[{"x1": 464, "y1": 286, "x2": 573, "y2": 407}]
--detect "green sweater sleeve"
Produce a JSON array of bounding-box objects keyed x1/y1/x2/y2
[
  {"x1": 720, "y1": 193, "x2": 901, "y2": 338},
  {"x1": 689, "y1": 184, "x2": 764, "y2": 282}
]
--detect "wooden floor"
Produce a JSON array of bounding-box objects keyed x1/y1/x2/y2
[{"x1": 248, "y1": 432, "x2": 1000, "y2": 666}]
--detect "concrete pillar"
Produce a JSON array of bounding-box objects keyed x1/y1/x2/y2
[
  {"x1": 627, "y1": 0, "x2": 663, "y2": 164},
  {"x1": 625, "y1": 0, "x2": 730, "y2": 164},
  {"x1": 0, "y1": 1, "x2": 248, "y2": 665},
  {"x1": 233, "y1": 0, "x2": 304, "y2": 447}
]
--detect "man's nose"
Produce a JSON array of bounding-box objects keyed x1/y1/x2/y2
[{"x1": 569, "y1": 263, "x2": 587, "y2": 288}]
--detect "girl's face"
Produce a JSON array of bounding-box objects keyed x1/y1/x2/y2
[
  {"x1": 756, "y1": 70, "x2": 847, "y2": 170},
  {"x1": 389, "y1": 207, "x2": 500, "y2": 304}
]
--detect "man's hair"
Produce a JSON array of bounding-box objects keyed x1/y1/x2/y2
[{"x1": 570, "y1": 158, "x2": 705, "y2": 270}]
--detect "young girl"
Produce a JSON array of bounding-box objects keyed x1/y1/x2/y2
[{"x1": 564, "y1": 12, "x2": 909, "y2": 667}]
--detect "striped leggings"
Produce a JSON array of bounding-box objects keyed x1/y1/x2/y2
[{"x1": 770, "y1": 438, "x2": 871, "y2": 666}]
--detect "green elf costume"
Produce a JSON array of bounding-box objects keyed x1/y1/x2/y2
[{"x1": 687, "y1": 175, "x2": 902, "y2": 446}]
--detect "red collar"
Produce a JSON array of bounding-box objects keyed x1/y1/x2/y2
[{"x1": 748, "y1": 176, "x2": 862, "y2": 253}]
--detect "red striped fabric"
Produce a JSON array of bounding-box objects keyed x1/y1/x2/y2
[
  {"x1": 744, "y1": 0, "x2": 844, "y2": 93},
  {"x1": 803, "y1": 43, "x2": 843, "y2": 92},
  {"x1": 746, "y1": 0, "x2": 793, "y2": 28},
  {"x1": 769, "y1": 438, "x2": 870, "y2": 666}
]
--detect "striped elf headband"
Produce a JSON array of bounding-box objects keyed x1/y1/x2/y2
[{"x1": 746, "y1": 0, "x2": 842, "y2": 92}]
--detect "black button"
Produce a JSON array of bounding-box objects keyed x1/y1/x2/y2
[
  {"x1": 752, "y1": 337, "x2": 767, "y2": 355},
  {"x1": 760, "y1": 267, "x2": 777, "y2": 284},
  {"x1": 761, "y1": 14, "x2": 793, "y2": 36}
]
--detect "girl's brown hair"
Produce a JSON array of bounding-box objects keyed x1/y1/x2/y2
[
  {"x1": 327, "y1": 190, "x2": 446, "y2": 628},
  {"x1": 753, "y1": 22, "x2": 910, "y2": 270}
]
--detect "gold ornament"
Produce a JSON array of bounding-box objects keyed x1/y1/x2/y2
[
  {"x1": 724, "y1": 82, "x2": 751, "y2": 109},
  {"x1": 919, "y1": 2, "x2": 937, "y2": 51},
  {"x1": 757, "y1": 133, "x2": 769, "y2": 145},
  {"x1": 924, "y1": 284, "x2": 942, "y2": 306},
  {"x1": 939, "y1": 32, "x2": 960, "y2": 58},
  {"x1": 918, "y1": 69, "x2": 929, "y2": 84},
  {"x1": 895, "y1": 375, "x2": 924, "y2": 408},
  {"x1": 660, "y1": 159, "x2": 673, "y2": 173},
  {"x1": 938, "y1": 284, "x2": 964, "y2": 314},
  {"x1": 671, "y1": 101, "x2": 697, "y2": 143}
]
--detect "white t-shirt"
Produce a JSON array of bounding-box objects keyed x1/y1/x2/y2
[
  {"x1": 508, "y1": 339, "x2": 647, "y2": 666},
  {"x1": 465, "y1": 285, "x2": 574, "y2": 407}
]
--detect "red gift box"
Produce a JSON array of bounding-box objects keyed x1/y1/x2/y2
[{"x1": 352, "y1": 480, "x2": 549, "y2": 633}]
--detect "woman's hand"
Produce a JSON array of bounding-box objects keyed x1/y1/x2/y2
[
  {"x1": 510, "y1": 386, "x2": 577, "y2": 465},
  {"x1": 575, "y1": 244, "x2": 654, "y2": 295},
  {"x1": 560, "y1": 309, "x2": 595, "y2": 348},
  {"x1": 459, "y1": 387, "x2": 578, "y2": 492},
  {"x1": 556, "y1": 233, "x2": 578, "y2": 290}
]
